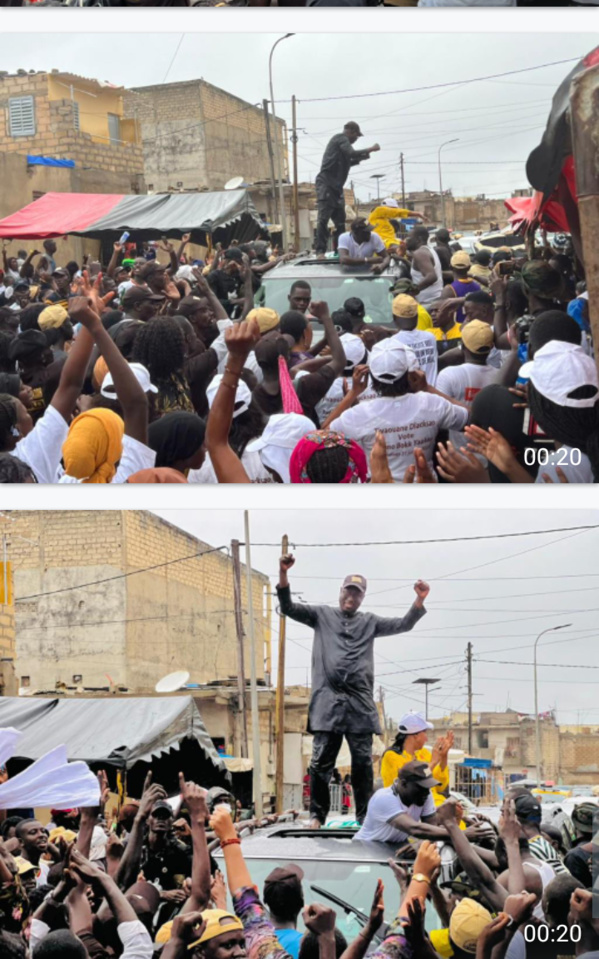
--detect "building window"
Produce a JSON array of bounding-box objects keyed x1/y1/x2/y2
[
  {"x1": 477, "y1": 730, "x2": 489, "y2": 749},
  {"x1": 108, "y1": 113, "x2": 121, "y2": 145},
  {"x1": 32, "y1": 191, "x2": 46, "y2": 202},
  {"x1": 21, "y1": 675, "x2": 30, "y2": 687},
  {"x1": 73, "y1": 674, "x2": 82, "y2": 684},
  {"x1": 8, "y1": 96, "x2": 36, "y2": 137},
  {"x1": 72, "y1": 101, "x2": 80, "y2": 132}
]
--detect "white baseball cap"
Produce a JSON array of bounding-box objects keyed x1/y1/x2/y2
[
  {"x1": 340, "y1": 333, "x2": 368, "y2": 370},
  {"x1": 206, "y1": 374, "x2": 252, "y2": 418},
  {"x1": 519, "y1": 340, "x2": 599, "y2": 408},
  {"x1": 101, "y1": 362, "x2": 158, "y2": 398},
  {"x1": 369, "y1": 339, "x2": 418, "y2": 383},
  {"x1": 398, "y1": 711, "x2": 434, "y2": 735},
  {"x1": 247, "y1": 412, "x2": 314, "y2": 483},
  {"x1": 384, "y1": 197, "x2": 399, "y2": 208}
]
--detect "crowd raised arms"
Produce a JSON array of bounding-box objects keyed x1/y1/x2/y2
[{"x1": 0, "y1": 152, "x2": 596, "y2": 485}]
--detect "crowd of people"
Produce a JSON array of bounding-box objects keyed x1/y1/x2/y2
[
  {"x1": 1, "y1": 746, "x2": 599, "y2": 959},
  {"x1": 0, "y1": 218, "x2": 596, "y2": 484}
]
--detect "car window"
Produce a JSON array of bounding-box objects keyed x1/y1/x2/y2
[
  {"x1": 260, "y1": 276, "x2": 396, "y2": 326},
  {"x1": 235, "y1": 856, "x2": 442, "y2": 940}
]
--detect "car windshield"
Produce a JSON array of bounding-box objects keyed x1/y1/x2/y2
[
  {"x1": 238, "y1": 855, "x2": 442, "y2": 940},
  {"x1": 260, "y1": 275, "x2": 395, "y2": 326}
]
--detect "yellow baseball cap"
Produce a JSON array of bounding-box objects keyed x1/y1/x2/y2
[
  {"x1": 38, "y1": 305, "x2": 69, "y2": 331},
  {"x1": 449, "y1": 898, "x2": 493, "y2": 953},
  {"x1": 450, "y1": 251, "x2": 472, "y2": 270},
  {"x1": 461, "y1": 320, "x2": 494, "y2": 354},
  {"x1": 392, "y1": 294, "x2": 419, "y2": 319},
  {"x1": 14, "y1": 856, "x2": 36, "y2": 876},
  {"x1": 155, "y1": 910, "x2": 243, "y2": 950},
  {"x1": 246, "y1": 307, "x2": 280, "y2": 335}
]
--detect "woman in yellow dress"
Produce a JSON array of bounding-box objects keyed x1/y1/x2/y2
[
  {"x1": 367, "y1": 199, "x2": 427, "y2": 249},
  {"x1": 380, "y1": 712, "x2": 454, "y2": 806}
]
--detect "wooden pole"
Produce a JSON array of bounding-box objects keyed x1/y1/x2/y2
[
  {"x1": 231, "y1": 540, "x2": 248, "y2": 759},
  {"x1": 467, "y1": 642, "x2": 473, "y2": 755},
  {"x1": 275, "y1": 534, "x2": 289, "y2": 813},
  {"x1": 569, "y1": 62, "x2": 599, "y2": 377},
  {"x1": 291, "y1": 97, "x2": 300, "y2": 252}
]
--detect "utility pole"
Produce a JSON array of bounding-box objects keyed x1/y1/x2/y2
[
  {"x1": 275, "y1": 534, "x2": 289, "y2": 813},
  {"x1": 231, "y1": 540, "x2": 248, "y2": 759},
  {"x1": 400, "y1": 153, "x2": 406, "y2": 208},
  {"x1": 291, "y1": 97, "x2": 300, "y2": 252},
  {"x1": 263, "y1": 99, "x2": 279, "y2": 228},
  {"x1": 467, "y1": 643, "x2": 473, "y2": 755},
  {"x1": 378, "y1": 685, "x2": 386, "y2": 735},
  {"x1": 244, "y1": 511, "x2": 263, "y2": 817},
  {"x1": 351, "y1": 180, "x2": 359, "y2": 217}
]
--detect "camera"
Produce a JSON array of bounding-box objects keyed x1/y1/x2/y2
[{"x1": 514, "y1": 314, "x2": 535, "y2": 345}]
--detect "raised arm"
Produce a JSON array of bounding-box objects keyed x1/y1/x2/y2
[
  {"x1": 372, "y1": 580, "x2": 429, "y2": 637},
  {"x1": 435, "y1": 803, "x2": 506, "y2": 913},
  {"x1": 339, "y1": 880, "x2": 385, "y2": 959},
  {"x1": 277, "y1": 553, "x2": 318, "y2": 627},
  {"x1": 70, "y1": 298, "x2": 149, "y2": 445},
  {"x1": 192, "y1": 269, "x2": 229, "y2": 321},
  {"x1": 178, "y1": 773, "x2": 212, "y2": 913},
  {"x1": 107, "y1": 241, "x2": 124, "y2": 279},
  {"x1": 205, "y1": 318, "x2": 260, "y2": 483},
  {"x1": 115, "y1": 776, "x2": 168, "y2": 890},
  {"x1": 310, "y1": 302, "x2": 345, "y2": 377}
]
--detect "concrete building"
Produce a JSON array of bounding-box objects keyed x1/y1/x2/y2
[
  {"x1": 386, "y1": 189, "x2": 534, "y2": 234},
  {"x1": 123, "y1": 80, "x2": 288, "y2": 196},
  {"x1": 6, "y1": 511, "x2": 270, "y2": 695},
  {"x1": 0, "y1": 70, "x2": 145, "y2": 263},
  {"x1": 434, "y1": 709, "x2": 599, "y2": 785}
]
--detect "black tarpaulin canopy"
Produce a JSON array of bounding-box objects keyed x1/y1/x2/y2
[
  {"x1": 0, "y1": 696, "x2": 230, "y2": 792},
  {"x1": 0, "y1": 190, "x2": 266, "y2": 246}
]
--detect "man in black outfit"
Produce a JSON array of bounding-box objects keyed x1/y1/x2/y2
[
  {"x1": 277, "y1": 553, "x2": 430, "y2": 827},
  {"x1": 315, "y1": 123, "x2": 381, "y2": 255}
]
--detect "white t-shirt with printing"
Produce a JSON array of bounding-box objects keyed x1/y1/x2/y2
[
  {"x1": 436, "y1": 362, "x2": 496, "y2": 449},
  {"x1": 390, "y1": 330, "x2": 438, "y2": 387},
  {"x1": 329, "y1": 393, "x2": 468, "y2": 482}
]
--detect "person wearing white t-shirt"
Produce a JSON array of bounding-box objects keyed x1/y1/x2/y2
[
  {"x1": 436, "y1": 320, "x2": 497, "y2": 450},
  {"x1": 328, "y1": 339, "x2": 468, "y2": 482},
  {"x1": 338, "y1": 218, "x2": 390, "y2": 275},
  {"x1": 301, "y1": 333, "x2": 369, "y2": 425},
  {"x1": 390, "y1": 293, "x2": 438, "y2": 387},
  {"x1": 355, "y1": 760, "x2": 451, "y2": 845}
]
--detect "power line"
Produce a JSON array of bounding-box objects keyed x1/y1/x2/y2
[
  {"x1": 250, "y1": 525, "x2": 599, "y2": 549},
  {"x1": 286, "y1": 56, "x2": 580, "y2": 104},
  {"x1": 476, "y1": 658, "x2": 599, "y2": 671}
]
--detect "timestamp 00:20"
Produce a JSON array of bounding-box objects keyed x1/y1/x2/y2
[
  {"x1": 523, "y1": 447, "x2": 582, "y2": 467},
  {"x1": 523, "y1": 924, "x2": 582, "y2": 943}
]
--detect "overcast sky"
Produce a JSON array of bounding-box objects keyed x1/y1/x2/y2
[
  {"x1": 3, "y1": 33, "x2": 596, "y2": 201},
  {"x1": 152, "y1": 509, "x2": 599, "y2": 728}
]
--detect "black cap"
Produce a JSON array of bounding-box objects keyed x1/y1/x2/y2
[
  {"x1": 514, "y1": 793, "x2": 542, "y2": 824},
  {"x1": 264, "y1": 863, "x2": 304, "y2": 889},
  {"x1": 138, "y1": 261, "x2": 167, "y2": 282},
  {"x1": 150, "y1": 800, "x2": 173, "y2": 816},
  {"x1": 122, "y1": 286, "x2": 164, "y2": 308},
  {"x1": 224, "y1": 248, "x2": 244, "y2": 264},
  {"x1": 344, "y1": 121, "x2": 363, "y2": 137},
  {"x1": 440, "y1": 872, "x2": 482, "y2": 899},
  {"x1": 399, "y1": 760, "x2": 440, "y2": 789}
]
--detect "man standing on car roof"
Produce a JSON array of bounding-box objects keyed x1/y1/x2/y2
[
  {"x1": 315, "y1": 123, "x2": 381, "y2": 256},
  {"x1": 277, "y1": 553, "x2": 429, "y2": 828}
]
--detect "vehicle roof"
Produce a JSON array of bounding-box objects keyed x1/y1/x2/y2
[
  {"x1": 262, "y1": 255, "x2": 399, "y2": 281},
  {"x1": 213, "y1": 825, "x2": 397, "y2": 863}
]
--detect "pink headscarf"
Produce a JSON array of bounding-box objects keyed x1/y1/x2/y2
[
  {"x1": 289, "y1": 430, "x2": 368, "y2": 484},
  {"x1": 278, "y1": 355, "x2": 304, "y2": 415}
]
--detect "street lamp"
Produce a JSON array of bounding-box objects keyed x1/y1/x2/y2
[
  {"x1": 370, "y1": 174, "x2": 385, "y2": 203},
  {"x1": 413, "y1": 677, "x2": 441, "y2": 721},
  {"x1": 438, "y1": 139, "x2": 459, "y2": 229},
  {"x1": 269, "y1": 34, "x2": 294, "y2": 250},
  {"x1": 534, "y1": 623, "x2": 572, "y2": 786}
]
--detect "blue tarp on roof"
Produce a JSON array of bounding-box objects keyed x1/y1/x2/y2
[{"x1": 27, "y1": 156, "x2": 76, "y2": 168}]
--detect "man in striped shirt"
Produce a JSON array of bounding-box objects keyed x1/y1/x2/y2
[{"x1": 510, "y1": 791, "x2": 568, "y2": 875}]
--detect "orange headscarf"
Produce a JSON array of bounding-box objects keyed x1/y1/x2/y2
[
  {"x1": 127, "y1": 468, "x2": 187, "y2": 484},
  {"x1": 92, "y1": 356, "x2": 109, "y2": 392},
  {"x1": 62, "y1": 409, "x2": 124, "y2": 483}
]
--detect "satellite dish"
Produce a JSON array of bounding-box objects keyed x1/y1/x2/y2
[
  {"x1": 224, "y1": 176, "x2": 245, "y2": 191},
  {"x1": 155, "y1": 670, "x2": 190, "y2": 693}
]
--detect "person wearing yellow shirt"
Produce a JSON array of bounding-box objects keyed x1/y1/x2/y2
[
  {"x1": 368, "y1": 199, "x2": 426, "y2": 249},
  {"x1": 380, "y1": 712, "x2": 453, "y2": 806},
  {"x1": 391, "y1": 279, "x2": 433, "y2": 331}
]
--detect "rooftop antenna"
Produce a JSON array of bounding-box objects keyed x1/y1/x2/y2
[{"x1": 155, "y1": 670, "x2": 190, "y2": 693}]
